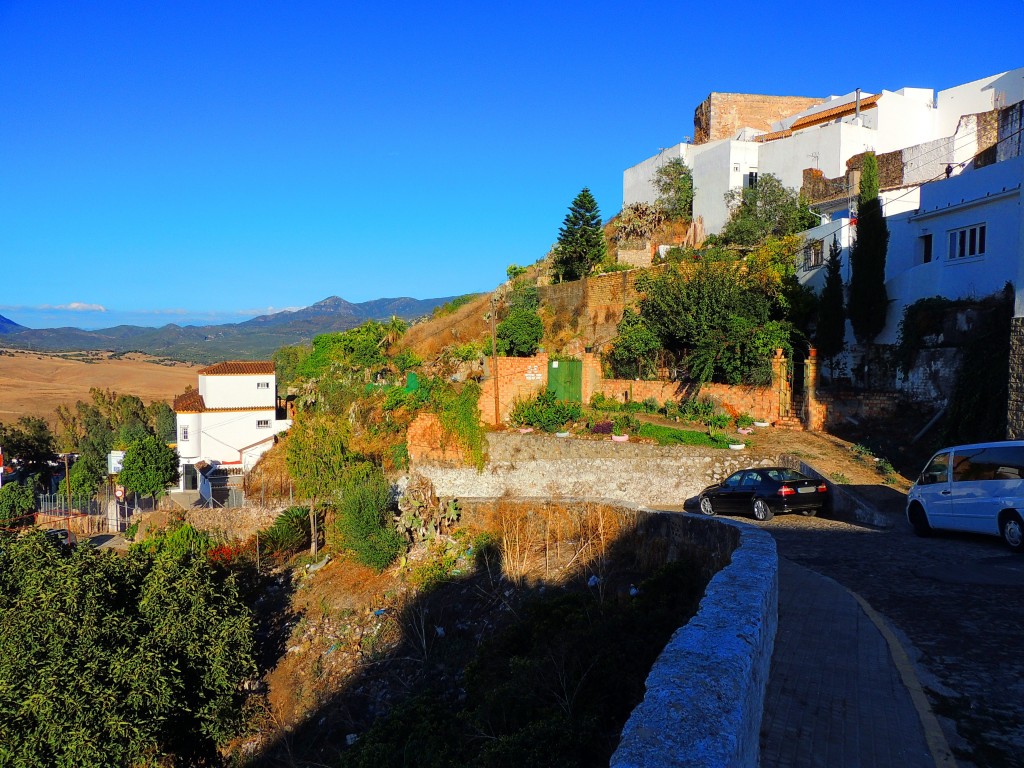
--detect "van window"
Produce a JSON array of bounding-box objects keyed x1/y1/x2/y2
[
  {"x1": 952, "y1": 446, "x2": 1024, "y2": 481},
  {"x1": 919, "y1": 452, "x2": 950, "y2": 485}
]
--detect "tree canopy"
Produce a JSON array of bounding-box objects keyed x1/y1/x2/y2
[
  {"x1": 0, "y1": 416, "x2": 56, "y2": 480},
  {"x1": 497, "y1": 308, "x2": 544, "y2": 357},
  {"x1": 552, "y1": 188, "x2": 606, "y2": 282},
  {"x1": 0, "y1": 531, "x2": 255, "y2": 766},
  {"x1": 653, "y1": 157, "x2": 694, "y2": 221},
  {"x1": 721, "y1": 173, "x2": 820, "y2": 246},
  {"x1": 119, "y1": 436, "x2": 179, "y2": 500},
  {"x1": 847, "y1": 153, "x2": 890, "y2": 345}
]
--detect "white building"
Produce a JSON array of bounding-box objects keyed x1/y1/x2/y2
[
  {"x1": 173, "y1": 361, "x2": 291, "y2": 492},
  {"x1": 624, "y1": 68, "x2": 1024, "y2": 234}
]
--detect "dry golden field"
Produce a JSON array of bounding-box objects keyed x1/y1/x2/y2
[{"x1": 0, "y1": 349, "x2": 198, "y2": 424}]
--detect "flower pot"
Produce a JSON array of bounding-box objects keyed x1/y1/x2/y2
[
  {"x1": 728, "y1": 443, "x2": 745, "y2": 450},
  {"x1": 737, "y1": 427, "x2": 754, "y2": 435},
  {"x1": 753, "y1": 421, "x2": 770, "y2": 428},
  {"x1": 518, "y1": 427, "x2": 534, "y2": 434},
  {"x1": 555, "y1": 431, "x2": 571, "y2": 438},
  {"x1": 611, "y1": 434, "x2": 629, "y2": 442}
]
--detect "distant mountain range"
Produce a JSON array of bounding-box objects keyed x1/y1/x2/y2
[{"x1": 0, "y1": 295, "x2": 463, "y2": 363}]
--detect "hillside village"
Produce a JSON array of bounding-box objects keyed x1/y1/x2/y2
[{"x1": 2, "y1": 64, "x2": 1024, "y2": 767}]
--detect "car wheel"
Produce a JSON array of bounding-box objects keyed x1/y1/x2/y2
[
  {"x1": 752, "y1": 499, "x2": 774, "y2": 522},
  {"x1": 1001, "y1": 512, "x2": 1024, "y2": 552},
  {"x1": 799, "y1": 508, "x2": 818, "y2": 517},
  {"x1": 908, "y1": 503, "x2": 932, "y2": 537},
  {"x1": 699, "y1": 496, "x2": 716, "y2": 516}
]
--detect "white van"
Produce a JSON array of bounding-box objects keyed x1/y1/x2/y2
[{"x1": 907, "y1": 440, "x2": 1024, "y2": 551}]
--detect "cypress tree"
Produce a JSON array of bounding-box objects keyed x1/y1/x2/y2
[
  {"x1": 847, "y1": 153, "x2": 889, "y2": 344},
  {"x1": 552, "y1": 188, "x2": 606, "y2": 282},
  {"x1": 815, "y1": 234, "x2": 846, "y2": 366}
]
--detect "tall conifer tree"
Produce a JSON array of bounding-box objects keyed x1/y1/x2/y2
[
  {"x1": 847, "y1": 153, "x2": 889, "y2": 344},
  {"x1": 552, "y1": 188, "x2": 606, "y2": 282},
  {"x1": 815, "y1": 234, "x2": 846, "y2": 367}
]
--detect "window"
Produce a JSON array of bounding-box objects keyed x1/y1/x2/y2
[
  {"x1": 803, "y1": 239, "x2": 824, "y2": 269},
  {"x1": 256, "y1": 381, "x2": 270, "y2": 389},
  {"x1": 256, "y1": 419, "x2": 271, "y2": 429},
  {"x1": 179, "y1": 425, "x2": 189, "y2": 441},
  {"x1": 947, "y1": 224, "x2": 986, "y2": 259},
  {"x1": 951, "y1": 446, "x2": 1024, "y2": 481},
  {"x1": 918, "y1": 452, "x2": 950, "y2": 485},
  {"x1": 744, "y1": 171, "x2": 759, "y2": 188},
  {"x1": 921, "y1": 234, "x2": 933, "y2": 264}
]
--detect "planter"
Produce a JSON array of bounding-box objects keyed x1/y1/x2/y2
[
  {"x1": 737, "y1": 427, "x2": 754, "y2": 435},
  {"x1": 518, "y1": 427, "x2": 534, "y2": 434},
  {"x1": 555, "y1": 431, "x2": 571, "y2": 438},
  {"x1": 611, "y1": 434, "x2": 629, "y2": 442},
  {"x1": 753, "y1": 421, "x2": 770, "y2": 428},
  {"x1": 728, "y1": 443, "x2": 746, "y2": 450}
]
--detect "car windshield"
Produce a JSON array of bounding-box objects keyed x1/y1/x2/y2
[{"x1": 763, "y1": 469, "x2": 809, "y2": 482}]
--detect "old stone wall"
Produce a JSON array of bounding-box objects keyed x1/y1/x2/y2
[
  {"x1": 817, "y1": 389, "x2": 903, "y2": 428},
  {"x1": 539, "y1": 267, "x2": 666, "y2": 348},
  {"x1": 1007, "y1": 317, "x2": 1024, "y2": 438},
  {"x1": 997, "y1": 101, "x2": 1024, "y2": 162},
  {"x1": 612, "y1": 513, "x2": 777, "y2": 768},
  {"x1": 693, "y1": 92, "x2": 823, "y2": 145},
  {"x1": 416, "y1": 431, "x2": 781, "y2": 508}
]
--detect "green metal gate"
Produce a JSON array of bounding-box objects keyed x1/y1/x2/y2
[{"x1": 547, "y1": 359, "x2": 583, "y2": 402}]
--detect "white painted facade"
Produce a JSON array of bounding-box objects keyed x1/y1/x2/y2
[
  {"x1": 174, "y1": 363, "x2": 291, "y2": 490},
  {"x1": 879, "y1": 154, "x2": 1023, "y2": 345},
  {"x1": 624, "y1": 68, "x2": 1024, "y2": 235}
]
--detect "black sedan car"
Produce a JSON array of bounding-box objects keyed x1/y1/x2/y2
[{"x1": 697, "y1": 467, "x2": 828, "y2": 521}]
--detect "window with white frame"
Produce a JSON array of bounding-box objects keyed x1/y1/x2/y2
[
  {"x1": 179, "y1": 425, "x2": 189, "y2": 441},
  {"x1": 802, "y1": 239, "x2": 824, "y2": 270},
  {"x1": 256, "y1": 419, "x2": 271, "y2": 429},
  {"x1": 256, "y1": 381, "x2": 270, "y2": 389},
  {"x1": 947, "y1": 224, "x2": 986, "y2": 259}
]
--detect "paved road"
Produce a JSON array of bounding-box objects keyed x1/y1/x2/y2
[{"x1": 754, "y1": 510, "x2": 1024, "y2": 768}]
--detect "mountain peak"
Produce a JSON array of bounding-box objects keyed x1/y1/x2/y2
[{"x1": 0, "y1": 314, "x2": 27, "y2": 334}]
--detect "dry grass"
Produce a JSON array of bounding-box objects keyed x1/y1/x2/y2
[
  {"x1": 396, "y1": 293, "x2": 493, "y2": 361},
  {"x1": 0, "y1": 348, "x2": 197, "y2": 423}
]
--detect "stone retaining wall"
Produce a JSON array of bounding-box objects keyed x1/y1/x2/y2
[
  {"x1": 419, "y1": 431, "x2": 781, "y2": 508},
  {"x1": 612, "y1": 512, "x2": 777, "y2": 768}
]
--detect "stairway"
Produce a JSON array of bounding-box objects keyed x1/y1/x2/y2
[{"x1": 775, "y1": 395, "x2": 805, "y2": 431}]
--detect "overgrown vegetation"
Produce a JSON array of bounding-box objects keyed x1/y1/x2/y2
[
  {"x1": 0, "y1": 530, "x2": 255, "y2": 766},
  {"x1": 653, "y1": 157, "x2": 694, "y2": 222},
  {"x1": 510, "y1": 389, "x2": 583, "y2": 433}
]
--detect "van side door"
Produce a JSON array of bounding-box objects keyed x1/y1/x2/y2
[
  {"x1": 952, "y1": 446, "x2": 1024, "y2": 535},
  {"x1": 916, "y1": 451, "x2": 955, "y2": 530}
]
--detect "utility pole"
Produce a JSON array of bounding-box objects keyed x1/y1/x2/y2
[
  {"x1": 63, "y1": 453, "x2": 72, "y2": 539},
  {"x1": 490, "y1": 295, "x2": 501, "y2": 425}
]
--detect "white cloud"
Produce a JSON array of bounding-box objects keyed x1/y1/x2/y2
[{"x1": 34, "y1": 302, "x2": 107, "y2": 312}]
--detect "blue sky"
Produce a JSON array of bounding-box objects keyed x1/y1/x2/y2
[{"x1": 2, "y1": 0, "x2": 1021, "y2": 330}]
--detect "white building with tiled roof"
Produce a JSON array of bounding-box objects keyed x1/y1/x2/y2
[{"x1": 173, "y1": 361, "x2": 291, "y2": 492}]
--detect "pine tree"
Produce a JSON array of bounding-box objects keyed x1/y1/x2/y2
[
  {"x1": 815, "y1": 234, "x2": 846, "y2": 366},
  {"x1": 847, "y1": 153, "x2": 889, "y2": 344},
  {"x1": 552, "y1": 188, "x2": 606, "y2": 282}
]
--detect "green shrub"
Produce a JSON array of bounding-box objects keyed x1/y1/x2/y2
[
  {"x1": 334, "y1": 462, "x2": 403, "y2": 571},
  {"x1": 588, "y1": 392, "x2": 621, "y2": 412},
  {"x1": 430, "y1": 381, "x2": 486, "y2": 469},
  {"x1": 641, "y1": 397, "x2": 660, "y2": 413},
  {"x1": 261, "y1": 506, "x2": 311, "y2": 557},
  {"x1": 678, "y1": 396, "x2": 717, "y2": 423},
  {"x1": 703, "y1": 413, "x2": 732, "y2": 435},
  {"x1": 612, "y1": 414, "x2": 641, "y2": 435},
  {"x1": 509, "y1": 390, "x2": 583, "y2": 433},
  {"x1": 735, "y1": 413, "x2": 754, "y2": 429},
  {"x1": 433, "y1": 294, "x2": 480, "y2": 318},
  {"x1": 496, "y1": 307, "x2": 543, "y2": 357}
]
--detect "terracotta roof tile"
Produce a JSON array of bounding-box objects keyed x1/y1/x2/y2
[
  {"x1": 173, "y1": 390, "x2": 206, "y2": 413},
  {"x1": 197, "y1": 361, "x2": 276, "y2": 376},
  {"x1": 788, "y1": 93, "x2": 881, "y2": 132},
  {"x1": 754, "y1": 128, "x2": 793, "y2": 143}
]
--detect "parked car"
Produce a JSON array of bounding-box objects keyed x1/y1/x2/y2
[
  {"x1": 698, "y1": 467, "x2": 828, "y2": 521},
  {"x1": 907, "y1": 440, "x2": 1024, "y2": 551},
  {"x1": 44, "y1": 528, "x2": 78, "y2": 551}
]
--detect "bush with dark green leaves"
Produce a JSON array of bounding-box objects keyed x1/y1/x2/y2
[
  {"x1": 333, "y1": 462, "x2": 404, "y2": 571},
  {"x1": 509, "y1": 390, "x2": 583, "y2": 433},
  {"x1": 0, "y1": 531, "x2": 255, "y2": 767},
  {"x1": 497, "y1": 307, "x2": 544, "y2": 357},
  {"x1": 262, "y1": 506, "x2": 312, "y2": 557}
]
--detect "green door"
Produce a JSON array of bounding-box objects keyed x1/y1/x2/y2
[{"x1": 547, "y1": 359, "x2": 582, "y2": 402}]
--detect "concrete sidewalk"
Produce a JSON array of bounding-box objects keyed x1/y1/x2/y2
[{"x1": 760, "y1": 558, "x2": 954, "y2": 768}]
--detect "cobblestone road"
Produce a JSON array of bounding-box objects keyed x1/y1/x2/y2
[{"x1": 754, "y1": 511, "x2": 1024, "y2": 768}]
